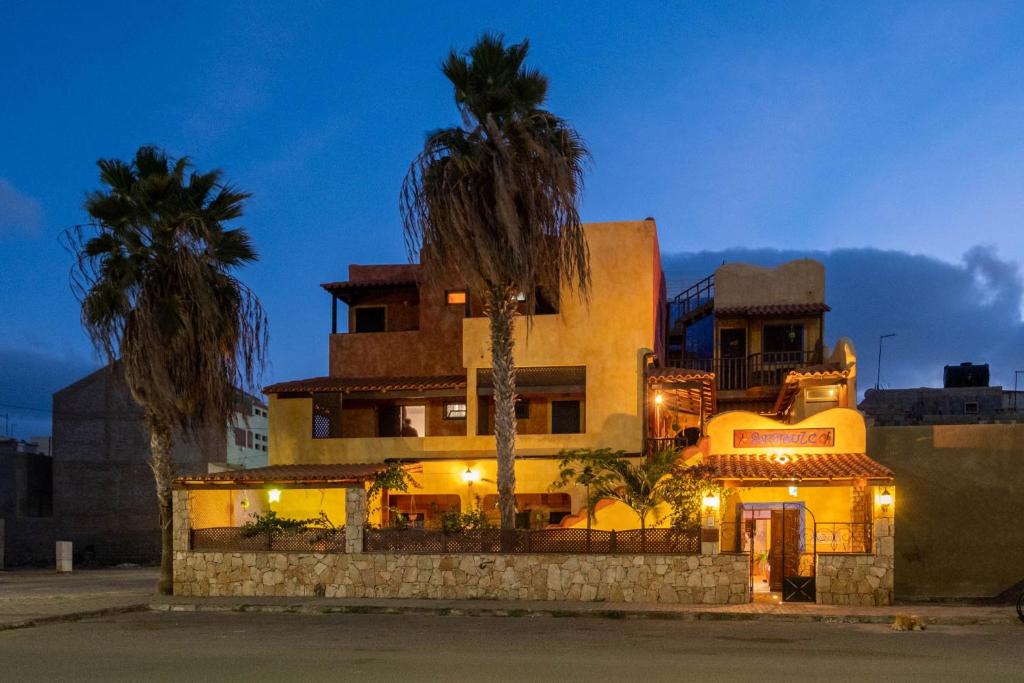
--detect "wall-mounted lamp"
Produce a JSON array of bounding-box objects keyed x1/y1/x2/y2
[
  {"x1": 702, "y1": 492, "x2": 720, "y2": 510},
  {"x1": 877, "y1": 488, "x2": 893, "y2": 515},
  {"x1": 654, "y1": 393, "x2": 663, "y2": 405},
  {"x1": 267, "y1": 488, "x2": 282, "y2": 503},
  {"x1": 788, "y1": 485, "x2": 799, "y2": 498},
  {"x1": 461, "y1": 468, "x2": 481, "y2": 484}
]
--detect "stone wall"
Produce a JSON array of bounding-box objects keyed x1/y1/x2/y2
[
  {"x1": 816, "y1": 516, "x2": 894, "y2": 606},
  {"x1": 173, "y1": 549, "x2": 750, "y2": 604}
]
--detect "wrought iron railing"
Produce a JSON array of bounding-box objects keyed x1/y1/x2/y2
[
  {"x1": 190, "y1": 527, "x2": 347, "y2": 553},
  {"x1": 813, "y1": 522, "x2": 872, "y2": 554},
  {"x1": 668, "y1": 349, "x2": 823, "y2": 391},
  {"x1": 668, "y1": 274, "x2": 715, "y2": 332},
  {"x1": 363, "y1": 527, "x2": 700, "y2": 555}
]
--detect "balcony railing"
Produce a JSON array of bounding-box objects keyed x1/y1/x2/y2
[{"x1": 668, "y1": 349, "x2": 823, "y2": 391}]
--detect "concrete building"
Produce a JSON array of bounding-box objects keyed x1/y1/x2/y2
[
  {"x1": 219, "y1": 394, "x2": 270, "y2": 471},
  {"x1": 859, "y1": 363, "x2": 1024, "y2": 426},
  {"x1": 0, "y1": 438, "x2": 53, "y2": 567},
  {"x1": 48, "y1": 364, "x2": 240, "y2": 565}
]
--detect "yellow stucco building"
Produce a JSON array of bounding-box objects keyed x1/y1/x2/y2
[{"x1": 178, "y1": 218, "x2": 896, "y2": 605}]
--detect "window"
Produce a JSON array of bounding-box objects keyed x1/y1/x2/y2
[
  {"x1": 964, "y1": 401, "x2": 979, "y2": 414},
  {"x1": 312, "y1": 393, "x2": 342, "y2": 439},
  {"x1": 353, "y1": 306, "x2": 386, "y2": 333},
  {"x1": 446, "y1": 290, "x2": 467, "y2": 305},
  {"x1": 805, "y1": 386, "x2": 838, "y2": 403},
  {"x1": 763, "y1": 324, "x2": 804, "y2": 355},
  {"x1": 551, "y1": 400, "x2": 582, "y2": 434},
  {"x1": 444, "y1": 401, "x2": 467, "y2": 420},
  {"x1": 515, "y1": 399, "x2": 530, "y2": 420}
]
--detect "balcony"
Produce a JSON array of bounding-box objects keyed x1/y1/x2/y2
[{"x1": 668, "y1": 350, "x2": 823, "y2": 391}]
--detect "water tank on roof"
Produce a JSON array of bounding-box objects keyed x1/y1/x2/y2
[{"x1": 943, "y1": 362, "x2": 989, "y2": 388}]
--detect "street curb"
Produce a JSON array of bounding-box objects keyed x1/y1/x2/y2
[
  {"x1": 147, "y1": 602, "x2": 1020, "y2": 626},
  {"x1": 0, "y1": 604, "x2": 150, "y2": 633}
]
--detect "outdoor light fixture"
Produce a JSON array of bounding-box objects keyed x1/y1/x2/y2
[
  {"x1": 267, "y1": 488, "x2": 282, "y2": 503},
  {"x1": 702, "y1": 492, "x2": 720, "y2": 509},
  {"x1": 773, "y1": 454, "x2": 790, "y2": 465},
  {"x1": 788, "y1": 485, "x2": 799, "y2": 497},
  {"x1": 654, "y1": 393, "x2": 663, "y2": 405},
  {"x1": 461, "y1": 468, "x2": 481, "y2": 484},
  {"x1": 878, "y1": 488, "x2": 893, "y2": 514}
]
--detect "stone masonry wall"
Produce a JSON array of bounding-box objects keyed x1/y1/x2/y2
[
  {"x1": 174, "y1": 550, "x2": 750, "y2": 604},
  {"x1": 816, "y1": 516, "x2": 894, "y2": 606}
]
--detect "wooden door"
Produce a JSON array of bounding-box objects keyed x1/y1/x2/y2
[{"x1": 769, "y1": 509, "x2": 801, "y2": 591}]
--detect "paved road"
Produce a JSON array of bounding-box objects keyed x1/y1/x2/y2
[
  {"x1": 0, "y1": 611, "x2": 1019, "y2": 681},
  {"x1": 0, "y1": 568, "x2": 157, "y2": 626}
]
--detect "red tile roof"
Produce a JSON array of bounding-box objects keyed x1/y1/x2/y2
[
  {"x1": 705, "y1": 452, "x2": 893, "y2": 481},
  {"x1": 264, "y1": 375, "x2": 466, "y2": 394},
  {"x1": 175, "y1": 463, "x2": 390, "y2": 486},
  {"x1": 646, "y1": 367, "x2": 715, "y2": 383},
  {"x1": 715, "y1": 303, "x2": 831, "y2": 317},
  {"x1": 321, "y1": 264, "x2": 421, "y2": 294},
  {"x1": 785, "y1": 364, "x2": 848, "y2": 381}
]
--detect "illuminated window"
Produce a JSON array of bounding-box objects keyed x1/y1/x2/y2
[
  {"x1": 446, "y1": 290, "x2": 467, "y2": 305},
  {"x1": 444, "y1": 401, "x2": 467, "y2": 420},
  {"x1": 805, "y1": 386, "x2": 838, "y2": 403}
]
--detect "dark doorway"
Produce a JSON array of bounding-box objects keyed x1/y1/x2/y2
[
  {"x1": 551, "y1": 400, "x2": 582, "y2": 434},
  {"x1": 719, "y1": 328, "x2": 747, "y2": 390}
]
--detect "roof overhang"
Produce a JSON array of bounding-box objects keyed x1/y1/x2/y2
[
  {"x1": 264, "y1": 375, "x2": 467, "y2": 396},
  {"x1": 646, "y1": 367, "x2": 716, "y2": 420},
  {"x1": 174, "y1": 463, "x2": 396, "y2": 489},
  {"x1": 705, "y1": 452, "x2": 893, "y2": 484}
]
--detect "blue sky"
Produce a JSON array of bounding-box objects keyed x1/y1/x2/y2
[{"x1": 2, "y1": 1, "x2": 1024, "y2": 438}]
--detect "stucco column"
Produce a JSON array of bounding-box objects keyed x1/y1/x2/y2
[
  {"x1": 872, "y1": 494, "x2": 895, "y2": 606},
  {"x1": 345, "y1": 486, "x2": 368, "y2": 553},
  {"x1": 701, "y1": 527, "x2": 720, "y2": 556}
]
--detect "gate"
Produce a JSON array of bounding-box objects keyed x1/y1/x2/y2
[{"x1": 779, "y1": 502, "x2": 816, "y2": 602}]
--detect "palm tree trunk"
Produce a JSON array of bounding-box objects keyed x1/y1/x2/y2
[
  {"x1": 149, "y1": 422, "x2": 176, "y2": 595},
  {"x1": 487, "y1": 286, "x2": 519, "y2": 532}
]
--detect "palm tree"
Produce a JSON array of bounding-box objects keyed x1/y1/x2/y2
[
  {"x1": 554, "y1": 448, "x2": 677, "y2": 547},
  {"x1": 401, "y1": 34, "x2": 590, "y2": 530},
  {"x1": 67, "y1": 146, "x2": 267, "y2": 594}
]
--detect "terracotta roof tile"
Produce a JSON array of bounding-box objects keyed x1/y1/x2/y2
[
  {"x1": 175, "y1": 463, "x2": 391, "y2": 486},
  {"x1": 785, "y1": 364, "x2": 848, "y2": 381},
  {"x1": 646, "y1": 367, "x2": 715, "y2": 383},
  {"x1": 715, "y1": 303, "x2": 831, "y2": 317},
  {"x1": 705, "y1": 452, "x2": 893, "y2": 481},
  {"x1": 264, "y1": 375, "x2": 466, "y2": 394}
]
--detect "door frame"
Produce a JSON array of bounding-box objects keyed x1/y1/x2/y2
[{"x1": 736, "y1": 501, "x2": 817, "y2": 602}]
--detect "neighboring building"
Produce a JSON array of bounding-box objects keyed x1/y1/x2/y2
[
  {"x1": 219, "y1": 394, "x2": 270, "y2": 471},
  {"x1": 48, "y1": 364, "x2": 236, "y2": 565},
  {"x1": 858, "y1": 364, "x2": 1024, "y2": 599},
  {"x1": 178, "y1": 220, "x2": 895, "y2": 605},
  {"x1": 859, "y1": 362, "x2": 1024, "y2": 425},
  {"x1": 0, "y1": 438, "x2": 54, "y2": 567},
  {"x1": 29, "y1": 435, "x2": 52, "y2": 457}
]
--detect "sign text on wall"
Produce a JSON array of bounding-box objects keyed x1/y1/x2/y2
[{"x1": 733, "y1": 428, "x2": 835, "y2": 449}]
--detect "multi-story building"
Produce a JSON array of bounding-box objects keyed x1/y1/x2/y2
[{"x1": 173, "y1": 219, "x2": 895, "y2": 604}]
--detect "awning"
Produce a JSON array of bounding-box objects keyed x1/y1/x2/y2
[
  {"x1": 646, "y1": 367, "x2": 716, "y2": 420},
  {"x1": 476, "y1": 366, "x2": 586, "y2": 396},
  {"x1": 770, "y1": 364, "x2": 850, "y2": 417},
  {"x1": 705, "y1": 452, "x2": 893, "y2": 482},
  {"x1": 264, "y1": 375, "x2": 466, "y2": 395},
  {"x1": 174, "y1": 463, "x2": 392, "y2": 488},
  {"x1": 715, "y1": 303, "x2": 831, "y2": 318},
  {"x1": 321, "y1": 264, "x2": 420, "y2": 301}
]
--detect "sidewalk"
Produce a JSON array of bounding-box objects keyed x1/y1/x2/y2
[
  {"x1": 0, "y1": 568, "x2": 157, "y2": 630},
  {"x1": 149, "y1": 595, "x2": 1021, "y2": 626}
]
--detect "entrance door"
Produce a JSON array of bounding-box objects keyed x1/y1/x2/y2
[
  {"x1": 768, "y1": 508, "x2": 800, "y2": 591},
  {"x1": 719, "y1": 328, "x2": 746, "y2": 390}
]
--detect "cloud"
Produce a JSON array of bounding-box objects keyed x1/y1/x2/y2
[
  {"x1": 661, "y1": 245, "x2": 1024, "y2": 394},
  {"x1": 0, "y1": 345, "x2": 99, "y2": 439},
  {"x1": 0, "y1": 178, "x2": 42, "y2": 236}
]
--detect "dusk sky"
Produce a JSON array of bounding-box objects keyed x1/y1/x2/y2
[{"x1": 2, "y1": 1, "x2": 1024, "y2": 439}]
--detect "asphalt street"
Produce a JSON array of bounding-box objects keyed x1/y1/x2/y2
[{"x1": 0, "y1": 610, "x2": 1019, "y2": 681}]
